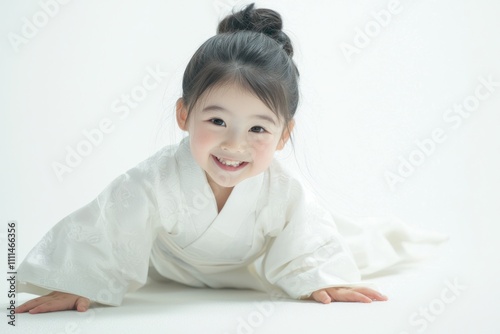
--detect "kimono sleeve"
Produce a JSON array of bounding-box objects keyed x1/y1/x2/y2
[
  {"x1": 17, "y1": 167, "x2": 158, "y2": 306},
  {"x1": 262, "y1": 180, "x2": 368, "y2": 299}
]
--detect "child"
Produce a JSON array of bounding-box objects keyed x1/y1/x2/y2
[{"x1": 16, "y1": 3, "x2": 433, "y2": 314}]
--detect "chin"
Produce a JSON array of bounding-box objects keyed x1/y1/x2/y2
[{"x1": 207, "y1": 171, "x2": 240, "y2": 188}]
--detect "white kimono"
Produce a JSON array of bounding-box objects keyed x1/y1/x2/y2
[{"x1": 18, "y1": 137, "x2": 446, "y2": 306}]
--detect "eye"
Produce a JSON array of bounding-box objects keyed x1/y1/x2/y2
[
  {"x1": 210, "y1": 118, "x2": 225, "y2": 126},
  {"x1": 250, "y1": 126, "x2": 266, "y2": 133}
]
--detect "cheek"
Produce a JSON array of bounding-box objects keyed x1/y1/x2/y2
[
  {"x1": 188, "y1": 123, "x2": 219, "y2": 162},
  {"x1": 191, "y1": 128, "x2": 212, "y2": 144},
  {"x1": 249, "y1": 136, "x2": 278, "y2": 161},
  {"x1": 250, "y1": 135, "x2": 275, "y2": 151},
  {"x1": 189, "y1": 120, "x2": 218, "y2": 144},
  {"x1": 251, "y1": 135, "x2": 278, "y2": 153}
]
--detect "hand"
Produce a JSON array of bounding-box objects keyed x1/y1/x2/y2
[
  {"x1": 308, "y1": 286, "x2": 388, "y2": 304},
  {"x1": 15, "y1": 291, "x2": 91, "y2": 314}
]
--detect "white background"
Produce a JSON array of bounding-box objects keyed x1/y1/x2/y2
[{"x1": 1, "y1": 0, "x2": 499, "y2": 333}]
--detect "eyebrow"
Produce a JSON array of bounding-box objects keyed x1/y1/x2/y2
[{"x1": 202, "y1": 104, "x2": 277, "y2": 126}]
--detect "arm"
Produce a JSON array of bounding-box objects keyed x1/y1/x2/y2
[
  {"x1": 17, "y1": 167, "x2": 158, "y2": 311},
  {"x1": 262, "y1": 178, "x2": 388, "y2": 303}
]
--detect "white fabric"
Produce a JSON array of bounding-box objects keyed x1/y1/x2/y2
[{"x1": 17, "y1": 137, "x2": 447, "y2": 306}]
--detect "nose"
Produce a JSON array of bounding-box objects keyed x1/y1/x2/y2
[{"x1": 221, "y1": 129, "x2": 247, "y2": 152}]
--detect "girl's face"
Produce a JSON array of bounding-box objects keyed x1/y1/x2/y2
[{"x1": 176, "y1": 83, "x2": 293, "y2": 190}]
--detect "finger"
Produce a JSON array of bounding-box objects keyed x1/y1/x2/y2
[
  {"x1": 75, "y1": 297, "x2": 90, "y2": 312},
  {"x1": 29, "y1": 299, "x2": 76, "y2": 314},
  {"x1": 15, "y1": 296, "x2": 51, "y2": 313},
  {"x1": 351, "y1": 287, "x2": 388, "y2": 301},
  {"x1": 15, "y1": 302, "x2": 31, "y2": 313},
  {"x1": 312, "y1": 290, "x2": 332, "y2": 304},
  {"x1": 15, "y1": 305, "x2": 29, "y2": 313},
  {"x1": 328, "y1": 288, "x2": 373, "y2": 303}
]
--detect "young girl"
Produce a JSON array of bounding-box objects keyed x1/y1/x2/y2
[{"x1": 16, "y1": 3, "x2": 435, "y2": 314}]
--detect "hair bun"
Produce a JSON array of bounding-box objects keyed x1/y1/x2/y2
[{"x1": 217, "y1": 3, "x2": 294, "y2": 57}]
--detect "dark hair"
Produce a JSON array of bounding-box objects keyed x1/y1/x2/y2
[{"x1": 181, "y1": 3, "x2": 299, "y2": 127}]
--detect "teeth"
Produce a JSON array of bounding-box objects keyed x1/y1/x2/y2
[{"x1": 216, "y1": 156, "x2": 243, "y2": 167}]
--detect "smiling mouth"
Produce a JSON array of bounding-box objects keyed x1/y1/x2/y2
[
  {"x1": 212, "y1": 155, "x2": 249, "y2": 170},
  {"x1": 216, "y1": 156, "x2": 244, "y2": 167}
]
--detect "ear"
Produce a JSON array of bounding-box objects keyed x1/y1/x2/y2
[
  {"x1": 276, "y1": 119, "x2": 295, "y2": 151},
  {"x1": 176, "y1": 98, "x2": 189, "y2": 131}
]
